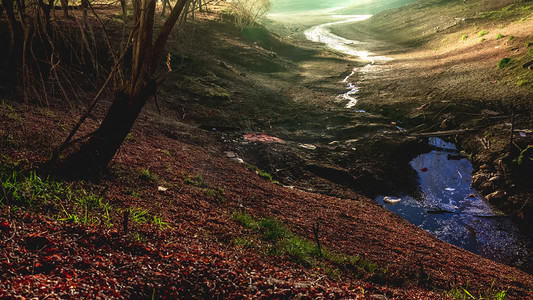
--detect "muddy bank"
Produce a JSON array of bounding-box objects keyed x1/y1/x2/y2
[{"x1": 327, "y1": 0, "x2": 533, "y2": 233}]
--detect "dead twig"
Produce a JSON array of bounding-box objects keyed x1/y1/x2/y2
[{"x1": 312, "y1": 222, "x2": 322, "y2": 257}]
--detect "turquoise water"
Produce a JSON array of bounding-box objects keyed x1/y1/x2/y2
[{"x1": 269, "y1": 0, "x2": 416, "y2": 14}]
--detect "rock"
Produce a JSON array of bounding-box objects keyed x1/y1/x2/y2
[
  {"x1": 486, "y1": 190, "x2": 505, "y2": 202},
  {"x1": 472, "y1": 173, "x2": 489, "y2": 188},
  {"x1": 480, "y1": 181, "x2": 495, "y2": 194},
  {"x1": 383, "y1": 196, "x2": 401, "y2": 204},
  {"x1": 489, "y1": 175, "x2": 503, "y2": 183},
  {"x1": 480, "y1": 164, "x2": 491, "y2": 171},
  {"x1": 299, "y1": 143, "x2": 317, "y2": 150}
]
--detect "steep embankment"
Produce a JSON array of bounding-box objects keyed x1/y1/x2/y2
[{"x1": 331, "y1": 0, "x2": 533, "y2": 232}]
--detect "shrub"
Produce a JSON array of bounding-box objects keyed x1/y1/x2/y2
[
  {"x1": 498, "y1": 57, "x2": 512, "y2": 68},
  {"x1": 226, "y1": 0, "x2": 271, "y2": 28}
]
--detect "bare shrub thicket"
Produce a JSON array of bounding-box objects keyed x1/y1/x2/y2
[{"x1": 227, "y1": 0, "x2": 271, "y2": 28}]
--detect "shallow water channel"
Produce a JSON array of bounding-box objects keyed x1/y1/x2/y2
[
  {"x1": 378, "y1": 138, "x2": 533, "y2": 270},
  {"x1": 304, "y1": 15, "x2": 533, "y2": 271}
]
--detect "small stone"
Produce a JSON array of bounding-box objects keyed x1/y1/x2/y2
[
  {"x1": 480, "y1": 164, "x2": 491, "y2": 171},
  {"x1": 485, "y1": 190, "x2": 505, "y2": 202},
  {"x1": 471, "y1": 173, "x2": 489, "y2": 188},
  {"x1": 489, "y1": 175, "x2": 503, "y2": 183},
  {"x1": 158, "y1": 186, "x2": 168, "y2": 192}
]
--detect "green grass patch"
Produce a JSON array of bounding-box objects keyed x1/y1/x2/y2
[
  {"x1": 231, "y1": 211, "x2": 385, "y2": 277},
  {"x1": 207, "y1": 91, "x2": 231, "y2": 101},
  {"x1": 0, "y1": 160, "x2": 169, "y2": 229},
  {"x1": 517, "y1": 78, "x2": 531, "y2": 87},
  {"x1": 445, "y1": 283, "x2": 508, "y2": 300},
  {"x1": 497, "y1": 57, "x2": 512, "y2": 68},
  {"x1": 507, "y1": 35, "x2": 515, "y2": 42},
  {"x1": 477, "y1": 4, "x2": 533, "y2": 21},
  {"x1": 495, "y1": 33, "x2": 505, "y2": 40},
  {"x1": 478, "y1": 30, "x2": 488, "y2": 37},
  {"x1": 1, "y1": 166, "x2": 112, "y2": 226},
  {"x1": 138, "y1": 168, "x2": 158, "y2": 182},
  {"x1": 461, "y1": 34, "x2": 468, "y2": 41},
  {"x1": 479, "y1": 38, "x2": 485, "y2": 43},
  {"x1": 244, "y1": 163, "x2": 280, "y2": 184},
  {"x1": 185, "y1": 174, "x2": 225, "y2": 202},
  {"x1": 526, "y1": 42, "x2": 532, "y2": 48},
  {"x1": 529, "y1": 49, "x2": 533, "y2": 57}
]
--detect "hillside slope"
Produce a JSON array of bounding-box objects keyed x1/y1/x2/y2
[{"x1": 331, "y1": 0, "x2": 533, "y2": 233}]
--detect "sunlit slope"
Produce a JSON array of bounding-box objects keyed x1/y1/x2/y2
[
  {"x1": 342, "y1": 0, "x2": 417, "y2": 15},
  {"x1": 333, "y1": 0, "x2": 533, "y2": 48}
]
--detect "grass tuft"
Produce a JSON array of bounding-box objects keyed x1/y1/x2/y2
[
  {"x1": 478, "y1": 30, "x2": 488, "y2": 37},
  {"x1": 495, "y1": 33, "x2": 505, "y2": 40},
  {"x1": 497, "y1": 57, "x2": 512, "y2": 68}
]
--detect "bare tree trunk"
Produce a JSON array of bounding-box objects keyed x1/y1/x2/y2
[
  {"x1": 60, "y1": 0, "x2": 69, "y2": 18},
  {"x1": 65, "y1": 0, "x2": 189, "y2": 176},
  {"x1": 81, "y1": 0, "x2": 88, "y2": 22},
  {"x1": 1, "y1": 0, "x2": 17, "y2": 67},
  {"x1": 69, "y1": 83, "x2": 156, "y2": 176},
  {"x1": 120, "y1": 0, "x2": 127, "y2": 21}
]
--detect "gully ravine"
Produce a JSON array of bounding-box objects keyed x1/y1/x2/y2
[{"x1": 302, "y1": 15, "x2": 533, "y2": 272}]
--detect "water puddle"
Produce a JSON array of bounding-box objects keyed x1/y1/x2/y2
[
  {"x1": 377, "y1": 138, "x2": 533, "y2": 270},
  {"x1": 304, "y1": 15, "x2": 390, "y2": 109}
]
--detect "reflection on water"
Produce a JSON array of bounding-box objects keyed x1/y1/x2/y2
[{"x1": 377, "y1": 138, "x2": 533, "y2": 270}]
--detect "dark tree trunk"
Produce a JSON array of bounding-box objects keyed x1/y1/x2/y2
[
  {"x1": 1, "y1": 0, "x2": 17, "y2": 67},
  {"x1": 61, "y1": 0, "x2": 189, "y2": 177},
  {"x1": 70, "y1": 81, "x2": 156, "y2": 176},
  {"x1": 60, "y1": 0, "x2": 69, "y2": 18},
  {"x1": 120, "y1": 0, "x2": 127, "y2": 21}
]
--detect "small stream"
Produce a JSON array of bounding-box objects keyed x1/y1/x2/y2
[
  {"x1": 303, "y1": 15, "x2": 533, "y2": 271},
  {"x1": 378, "y1": 138, "x2": 533, "y2": 270},
  {"x1": 304, "y1": 15, "x2": 390, "y2": 109}
]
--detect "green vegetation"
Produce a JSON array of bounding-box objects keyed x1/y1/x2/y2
[
  {"x1": 207, "y1": 91, "x2": 231, "y2": 101},
  {"x1": 497, "y1": 57, "x2": 512, "y2": 68},
  {"x1": 507, "y1": 35, "x2": 515, "y2": 42},
  {"x1": 517, "y1": 78, "x2": 531, "y2": 86},
  {"x1": 477, "y1": 4, "x2": 533, "y2": 21},
  {"x1": 445, "y1": 283, "x2": 508, "y2": 300},
  {"x1": 529, "y1": 49, "x2": 533, "y2": 57},
  {"x1": 245, "y1": 163, "x2": 279, "y2": 184},
  {"x1": 129, "y1": 207, "x2": 170, "y2": 229},
  {"x1": 185, "y1": 174, "x2": 225, "y2": 202},
  {"x1": 478, "y1": 30, "x2": 488, "y2": 37},
  {"x1": 526, "y1": 42, "x2": 533, "y2": 48},
  {"x1": 461, "y1": 34, "x2": 468, "y2": 41},
  {"x1": 1, "y1": 164, "x2": 112, "y2": 226},
  {"x1": 514, "y1": 145, "x2": 533, "y2": 168},
  {"x1": 495, "y1": 33, "x2": 505, "y2": 40},
  {"x1": 139, "y1": 168, "x2": 158, "y2": 182},
  {"x1": 479, "y1": 38, "x2": 485, "y2": 43},
  {"x1": 231, "y1": 211, "x2": 384, "y2": 277},
  {"x1": 0, "y1": 158, "x2": 169, "y2": 229}
]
